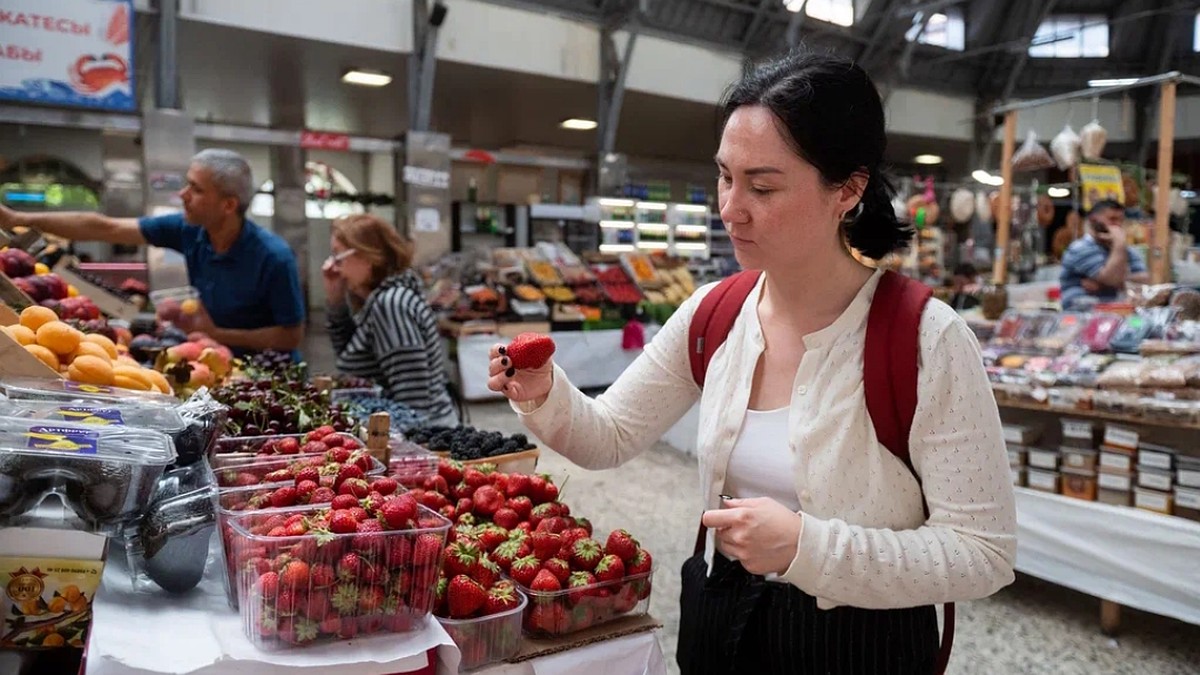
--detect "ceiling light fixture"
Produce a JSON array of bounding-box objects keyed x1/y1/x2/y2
[
  {"x1": 971, "y1": 170, "x2": 1005, "y2": 186},
  {"x1": 1047, "y1": 187, "x2": 1070, "y2": 198},
  {"x1": 342, "y1": 69, "x2": 392, "y2": 87},
  {"x1": 1088, "y1": 78, "x2": 1139, "y2": 88},
  {"x1": 560, "y1": 118, "x2": 598, "y2": 130},
  {"x1": 914, "y1": 154, "x2": 943, "y2": 165}
]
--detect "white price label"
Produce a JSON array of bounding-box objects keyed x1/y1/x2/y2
[
  {"x1": 1138, "y1": 450, "x2": 1173, "y2": 471},
  {"x1": 1099, "y1": 472, "x2": 1132, "y2": 491},
  {"x1": 1028, "y1": 471, "x2": 1058, "y2": 491},
  {"x1": 1135, "y1": 490, "x2": 1169, "y2": 513},
  {"x1": 1103, "y1": 425, "x2": 1139, "y2": 449},
  {"x1": 1177, "y1": 469, "x2": 1200, "y2": 488},
  {"x1": 1175, "y1": 488, "x2": 1200, "y2": 510},
  {"x1": 1138, "y1": 470, "x2": 1172, "y2": 491},
  {"x1": 1061, "y1": 419, "x2": 1093, "y2": 441},
  {"x1": 1100, "y1": 451, "x2": 1133, "y2": 472}
]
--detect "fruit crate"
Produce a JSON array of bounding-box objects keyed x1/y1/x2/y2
[
  {"x1": 511, "y1": 568, "x2": 653, "y2": 638},
  {"x1": 211, "y1": 431, "x2": 365, "y2": 459},
  {"x1": 225, "y1": 504, "x2": 452, "y2": 648},
  {"x1": 431, "y1": 448, "x2": 540, "y2": 476},
  {"x1": 209, "y1": 449, "x2": 385, "y2": 489},
  {"x1": 388, "y1": 438, "x2": 439, "y2": 488},
  {"x1": 148, "y1": 285, "x2": 200, "y2": 329},
  {"x1": 437, "y1": 589, "x2": 527, "y2": 671}
]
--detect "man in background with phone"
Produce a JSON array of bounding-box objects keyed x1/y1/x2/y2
[{"x1": 1059, "y1": 200, "x2": 1150, "y2": 310}]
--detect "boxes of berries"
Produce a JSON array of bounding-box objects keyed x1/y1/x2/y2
[
  {"x1": 225, "y1": 497, "x2": 452, "y2": 648},
  {"x1": 436, "y1": 580, "x2": 527, "y2": 670}
]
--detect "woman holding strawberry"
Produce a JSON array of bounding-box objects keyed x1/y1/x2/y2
[{"x1": 489, "y1": 50, "x2": 1015, "y2": 675}]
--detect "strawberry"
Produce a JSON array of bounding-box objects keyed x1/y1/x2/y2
[
  {"x1": 605, "y1": 529, "x2": 640, "y2": 563},
  {"x1": 379, "y1": 494, "x2": 418, "y2": 529},
  {"x1": 531, "y1": 532, "x2": 562, "y2": 560},
  {"x1": 595, "y1": 554, "x2": 626, "y2": 583},
  {"x1": 255, "y1": 571, "x2": 280, "y2": 598},
  {"x1": 530, "y1": 569, "x2": 561, "y2": 592},
  {"x1": 331, "y1": 494, "x2": 359, "y2": 511},
  {"x1": 372, "y1": 477, "x2": 399, "y2": 496},
  {"x1": 267, "y1": 526, "x2": 288, "y2": 537},
  {"x1": 327, "y1": 446, "x2": 351, "y2": 464},
  {"x1": 310, "y1": 564, "x2": 336, "y2": 589},
  {"x1": 438, "y1": 458, "x2": 464, "y2": 485},
  {"x1": 491, "y1": 540, "x2": 522, "y2": 572},
  {"x1": 440, "y1": 504, "x2": 457, "y2": 521},
  {"x1": 231, "y1": 471, "x2": 259, "y2": 487},
  {"x1": 339, "y1": 478, "x2": 371, "y2": 499},
  {"x1": 529, "y1": 503, "x2": 556, "y2": 528},
  {"x1": 505, "y1": 473, "x2": 532, "y2": 497},
  {"x1": 280, "y1": 617, "x2": 319, "y2": 645},
  {"x1": 492, "y1": 507, "x2": 521, "y2": 530},
  {"x1": 336, "y1": 552, "x2": 362, "y2": 581},
  {"x1": 353, "y1": 519, "x2": 386, "y2": 555},
  {"x1": 476, "y1": 525, "x2": 509, "y2": 552},
  {"x1": 475, "y1": 462, "x2": 498, "y2": 475},
  {"x1": 361, "y1": 491, "x2": 386, "y2": 514},
  {"x1": 506, "y1": 496, "x2": 533, "y2": 521},
  {"x1": 463, "y1": 468, "x2": 489, "y2": 489},
  {"x1": 335, "y1": 464, "x2": 364, "y2": 488},
  {"x1": 349, "y1": 506, "x2": 370, "y2": 522},
  {"x1": 561, "y1": 527, "x2": 590, "y2": 549},
  {"x1": 574, "y1": 517, "x2": 593, "y2": 536},
  {"x1": 343, "y1": 437, "x2": 363, "y2": 451},
  {"x1": 434, "y1": 575, "x2": 450, "y2": 615},
  {"x1": 528, "y1": 475, "x2": 548, "y2": 504},
  {"x1": 385, "y1": 537, "x2": 413, "y2": 568},
  {"x1": 358, "y1": 586, "x2": 385, "y2": 613},
  {"x1": 540, "y1": 481, "x2": 560, "y2": 503},
  {"x1": 295, "y1": 480, "x2": 318, "y2": 502},
  {"x1": 614, "y1": 582, "x2": 641, "y2": 613},
  {"x1": 570, "y1": 539, "x2": 603, "y2": 572},
  {"x1": 423, "y1": 474, "x2": 449, "y2": 496},
  {"x1": 474, "y1": 557, "x2": 501, "y2": 589},
  {"x1": 509, "y1": 555, "x2": 541, "y2": 588},
  {"x1": 443, "y1": 541, "x2": 481, "y2": 577},
  {"x1": 279, "y1": 560, "x2": 310, "y2": 587},
  {"x1": 447, "y1": 574, "x2": 487, "y2": 618},
  {"x1": 543, "y1": 557, "x2": 571, "y2": 584},
  {"x1": 294, "y1": 467, "x2": 320, "y2": 485},
  {"x1": 452, "y1": 482, "x2": 476, "y2": 501},
  {"x1": 489, "y1": 473, "x2": 509, "y2": 495},
  {"x1": 307, "y1": 486, "x2": 336, "y2": 505},
  {"x1": 506, "y1": 332, "x2": 556, "y2": 370},
  {"x1": 308, "y1": 425, "x2": 336, "y2": 441},
  {"x1": 318, "y1": 613, "x2": 342, "y2": 635},
  {"x1": 285, "y1": 520, "x2": 308, "y2": 537},
  {"x1": 358, "y1": 614, "x2": 386, "y2": 634},
  {"x1": 484, "y1": 580, "x2": 521, "y2": 615},
  {"x1": 456, "y1": 497, "x2": 474, "y2": 518},
  {"x1": 627, "y1": 548, "x2": 652, "y2": 576},
  {"x1": 471, "y1": 485, "x2": 504, "y2": 517},
  {"x1": 304, "y1": 590, "x2": 331, "y2": 619},
  {"x1": 329, "y1": 509, "x2": 358, "y2": 534},
  {"x1": 277, "y1": 437, "x2": 300, "y2": 455},
  {"x1": 413, "y1": 533, "x2": 443, "y2": 567},
  {"x1": 323, "y1": 434, "x2": 345, "y2": 448},
  {"x1": 537, "y1": 516, "x2": 571, "y2": 535},
  {"x1": 528, "y1": 603, "x2": 567, "y2": 634},
  {"x1": 330, "y1": 583, "x2": 360, "y2": 614},
  {"x1": 566, "y1": 571, "x2": 597, "y2": 606},
  {"x1": 275, "y1": 589, "x2": 301, "y2": 616},
  {"x1": 360, "y1": 560, "x2": 389, "y2": 586},
  {"x1": 569, "y1": 604, "x2": 596, "y2": 631},
  {"x1": 264, "y1": 469, "x2": 292, "y2": 483}
]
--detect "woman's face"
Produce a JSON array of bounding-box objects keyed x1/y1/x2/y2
[
  {"x1": 716, "y1": 105, "x2": 854, "y2": 272},
  {"x1": 329, "y1": 234, "x2": 374, "y2": 294}
]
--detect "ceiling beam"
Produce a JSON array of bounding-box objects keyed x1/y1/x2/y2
[
  {"x1": 857, "y1": 0, "x2": 901, "y2": 66},
  {"x1": 740, "y1": 0, "x2": 777, "y2": 50},
  {"x1": 997, "y1": 0, "x2": 1059, "y2": 102}
]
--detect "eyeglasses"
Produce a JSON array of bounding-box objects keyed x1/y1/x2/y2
[{"x1": 326, "y1": 249, "x2": 356, "y2": 267}]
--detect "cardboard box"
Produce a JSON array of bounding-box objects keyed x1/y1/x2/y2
[
  {"x1": 52, "y1": 259, "x2": 139, "y2": 321},
  {"x1": 0, "y1": 512, "x2": 107, "y2": 651},
  {"x1": 0, "y1": 329, "x2": 63, "y2": 379}
]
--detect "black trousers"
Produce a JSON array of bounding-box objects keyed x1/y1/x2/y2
[{"x1": 677, "y1": 553, "x2": 939, "y2": 675}]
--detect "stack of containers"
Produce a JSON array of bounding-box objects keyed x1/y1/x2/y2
[
  {"x1": 1059, "y1": 419, "x2": 1098, "y2": 501},
  {"x1": 1135, "y1": 443, "x2": 1176, "y2": 516},
  {"x1": 1003, "y1": 423, "x2": 1041, "y2": 490},
  {"x1": 1178, "y1": 455, "x2": 1200, "y2": 522},
  {"x1": 1098, "y1": 424, "x2": 1138, "y2": 506}
]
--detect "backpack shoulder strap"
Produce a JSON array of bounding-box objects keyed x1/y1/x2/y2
[
  {"x1": 688, "y1": 270, "x2": 762, "y2": 388},
  {"x1": 864, "y1": 270, "x2": 932, "y2": 468}
]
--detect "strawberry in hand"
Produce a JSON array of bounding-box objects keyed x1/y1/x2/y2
[
  {"x1": 488, "y1": 335, "x2": 556, "y2": 403},
  {"x1": 506, "y1": 333, "x2": 556, "y2": 370}
]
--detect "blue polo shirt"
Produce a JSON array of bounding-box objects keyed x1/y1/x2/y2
[
  {"x1": 1059, "y1": 234, "x2": 1146, "y2": 310},
  {"x1": 138, "y1": 213, "x2": 305, "y2": 358}
]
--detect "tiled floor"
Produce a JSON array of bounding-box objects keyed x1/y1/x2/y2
[{"x1": 303, "y1": 325, "x2": 1200, "y2": 675}]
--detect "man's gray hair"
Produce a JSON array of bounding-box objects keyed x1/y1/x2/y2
[{"x1": 191, "y1": 148, "x2": 254, "y2": 214}]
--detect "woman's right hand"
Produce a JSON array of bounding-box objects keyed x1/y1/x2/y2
[
  {"x1": 487, "y1": 343, "x2": 553, "y2": 405},
  {"x1": 322, "y1": 257, "x2": 347, "y2": 305}
]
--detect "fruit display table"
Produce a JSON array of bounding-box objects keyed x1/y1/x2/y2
[{"x1": 456, "y1": 327, "x2": 660, "y2": 401}]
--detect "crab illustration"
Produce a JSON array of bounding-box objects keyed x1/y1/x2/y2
[{"x1": 68, "y1": 53, "x2": 129, "y2": 94}]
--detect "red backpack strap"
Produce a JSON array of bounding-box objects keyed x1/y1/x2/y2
[{"x1": 688, "y1": 270, "x2": 762, "y2": 388}]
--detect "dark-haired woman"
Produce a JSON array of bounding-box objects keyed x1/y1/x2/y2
[{"x1": 487, "y1": 52, "x2": 1016, "y2": 673}]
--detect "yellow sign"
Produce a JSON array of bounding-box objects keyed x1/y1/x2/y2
[{"x1": 1078, "y1": 164, "x2": 1125, "y2": 212}]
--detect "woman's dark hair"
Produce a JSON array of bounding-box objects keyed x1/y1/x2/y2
[{"x1": 720, "y1": 50, "x2": 911, "y2": 259}]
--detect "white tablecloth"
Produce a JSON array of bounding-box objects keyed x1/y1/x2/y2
[
  {"x1": 438, "y1": 631, "x2": 666, "y2": 675},
  {"x1": 1014, "y1": 487, "x2": 1200, "y2": 626},
  {"x1": 457, "y1": 328, "x2": 659, "y2": 401}
]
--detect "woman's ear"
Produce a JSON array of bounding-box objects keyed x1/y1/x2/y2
[{"x1": 837, "y1": 171, "x2": 869, "y2": 214}]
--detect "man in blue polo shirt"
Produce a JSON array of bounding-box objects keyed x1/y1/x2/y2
[
  {"x1": 1059, "y1": 200, "x2": 1150, "y2": 310},
  {"x1": 0, "y1": 149, "x2": 305, "y2": 357}
]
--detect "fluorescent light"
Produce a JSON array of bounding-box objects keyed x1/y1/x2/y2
[
  {"x1": 674, "y1": 204, "x2": 709, "y2": 213},
  {"x1": 599, "y1": 244, "x2": 635, "y2": 253},
  {"x1": 637, "y1": 242, "x2": 669, "y2": 250},
  {"x1": 599, "y1": 220, "x2": 635, "y2": 229},
  {"x1": 914, "y1": 154, "x2": 943, "y2": 165},
  {"x1": 1182, "y1": 190, "x2": 1197, "y2": 199},
  {"x1": 636, "y1": 223, "x2": 670, "y2": 232},
  {"x1": 675, "y1": 243, "x2": 709, "y2": 251},
  {"x1": 972, "y1": 170, "x2": 1004, "y2": 186},
  {"x1": 560, "y1": 118, "x2": 598, "y2": 130},
  {"x1": 342, "y1": 69, "x2": 392, "y2": 87},
  {"x1": 675, "y1": 224, "x2": 709, "y2": 234},
  {"x1": 1088, "y1": 78, "x2": 1139, "y2": 88},
  {"x1": 1048, "y1": 187, "x2": 1070, "y2": 198},
  {"x1": 636, "y1": 202, "x2": 668, "y2": 210},
  {"x1": 597, "y1": 198, "x2": 634, "y2": 207}
]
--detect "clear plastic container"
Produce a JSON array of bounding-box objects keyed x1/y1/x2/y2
[
  {"x1": 0, "y1": 416, "x2": 177, "y2": 532},
  {"x1": 438, "y1": 590, "x2": 528, "y2": 671},
  {"x1": 212, "y1": 432, "x2": 365, "y2": 459},
  {"x1": 0, "y1": 399, "x2": 192, "y2": 465},
  {"x1": 388, "y1": 438, "x2": 439, "y2": 489},
  {"x1": 121, "y1": 463, "x2": 216, "y2": 595},
  {"x1": 512, "y1": 568, "x2": 653, "y2": 638},
  {"x1": 210, "y1": 450, "x2": 385, "y2": 488},
  {"x1": 0, "y1": 376, "x2": 179, "y2": 407},
  {"x1": 225, "y1": 504, "x2": 451, "y2": 648},
  {"x1": 149, "y1": 285, "x2": 201, "y2": 329}
]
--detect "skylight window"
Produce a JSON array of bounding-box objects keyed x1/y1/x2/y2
[
  {"x1": 1029, "y1": 15, "x2": 1109, "y2": 58},
  {"x1": 786, "y1": 0, "x2": 855, "y2": 28},
  {"x1": 905, "y1": 9, "x2": 965, "y2": 51}
]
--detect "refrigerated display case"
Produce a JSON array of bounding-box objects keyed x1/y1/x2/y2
[
  {"x1": 451, "y1": 202, "x2": 528, "y2": 254},
  {"x1": 527, "y1": 203, "x2": 596, "y2": 254},
  {"x1": 670, "y1": 203, "x2": 711, "y2": 260}
]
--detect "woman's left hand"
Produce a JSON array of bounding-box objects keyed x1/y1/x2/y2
[{"x1": 701, "y1": 497, "x2": 804, "y2": 576}]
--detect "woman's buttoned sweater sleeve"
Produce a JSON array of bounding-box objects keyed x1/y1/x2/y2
[
  {"x1": 511, "y1": 285, "x2": 714, "y2": 470},
  {"x1": 780, "y1": 303, "x2": 1017, "y2": 609}
]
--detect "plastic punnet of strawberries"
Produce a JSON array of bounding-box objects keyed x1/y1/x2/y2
[
  {"x1": 212, "y1": 430, "x2": 377, "y2": 490},
  {"x1": 417, "y1": 459, "x2": 654, "y2": 639},
  {"x1": 227, "y1": 491, "x2": 452, "y2": 648}
]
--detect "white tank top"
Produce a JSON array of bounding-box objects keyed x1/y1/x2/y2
[{"x1": 721, "y1": 407, "x2": 800, "y2": 511}]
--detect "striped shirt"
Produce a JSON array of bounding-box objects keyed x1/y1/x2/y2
[
  {"x1": 1060, "y1": 235, "x2": 1146, "y2": 309},
  {"x1": 327, "y1": 270, "x2": 456, "y2": 422}
]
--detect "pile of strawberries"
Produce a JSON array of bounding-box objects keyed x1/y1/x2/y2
[
  {"x1": 420, "y1": 459, "x2": 654, "y2": 642},
  {"x1": 216, "y1": 427, "x2": 360, "y2": 458},
  {"x1": 227, "y1": 484, "x2": 451, "y2": 647},
  {"x1": 214, "y1": 441, "x2": 375, "y2": 491}
]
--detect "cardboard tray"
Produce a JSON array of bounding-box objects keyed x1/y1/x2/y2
[
  {"x1": 433, "y1": 447, "x2": 540, "y2": 475},
  {"x1": 0, "y1": 272, "x2": 35, "y2": 310},
  {"x1": 507, "y1": 613, "x2": 662, "y2": 662},
  {"x1": 0, "y1": 328, "x2": 63, "y2": 379},
  {"x1": 53, "y1": 258, "x2": 139, "y2": 321}
]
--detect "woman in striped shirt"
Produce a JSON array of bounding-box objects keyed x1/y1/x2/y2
[{"x1": 323, "y1": 214, "x2": 458, "y2": 426}]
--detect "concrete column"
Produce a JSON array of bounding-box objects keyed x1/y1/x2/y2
[
  {"x1": 398, "y1": 131, "x2": 452, "y2": 265},
  {"x1": 141, "y1": 109, "x2": 193, "y2": 290},
  {"x1": 270, "y1": 145, "x2": 310, "y2": 307}
]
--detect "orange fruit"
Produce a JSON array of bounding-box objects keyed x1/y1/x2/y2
[
  {"x1": 67, "y1": 285, "x2": 79, "y2": 297},
  {"x1": 3, "y1": 324, "x2": 36, "y2": 346},
  {"x1": 34, "y1": 263, "x2": 50, "y2": 275},
  {"x1": 145, "y1": 369, "x2": 172, "y2": 395},
  {"x1": 62, "y1": 586, "x2": 81, "y2": 603},
  {"x1": 67, "y1": 355, "x2": 114, "y2": 386},
  {"x1": 19, "y1": 306, "x2": 58, "y2": 332},
  {"x1": 70, "y1": 341, "x2": 112, "y2": 364},
  {"x1": 113, "y1": 365, "x2": 154, "y2": 390},
  {"x1": 24, "y1": 344, "x2": 60, "y2": 371},
  {"x1": 42, "y1": 634, "x2": 65, "y2": 647},
  {"x1": 48, "y1": 596, "x2": 66, "y2": 614},
  {"x1": 82, "y1": 333, "x2": 119, "y2": 360},
  {"x1": 181, "y1": 298, "x2": 200, "y2": 315},
  {"x1": 36, "y1": 322, "x2": 82, "y2": 357}
]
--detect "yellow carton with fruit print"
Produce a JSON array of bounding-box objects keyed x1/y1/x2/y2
[{"x1": 1, "y1": 557, "x2": 102, "y2": 649}]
